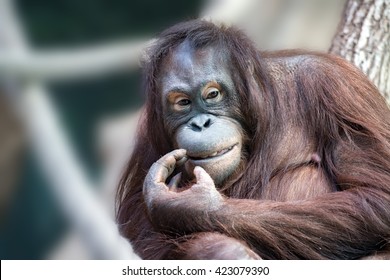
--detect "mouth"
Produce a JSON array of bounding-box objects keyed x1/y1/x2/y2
[{"x1": 187, "y1": 144, "x2": 237, "y2": 161}]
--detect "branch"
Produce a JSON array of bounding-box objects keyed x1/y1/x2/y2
[{"x1": 0, "y1": 40, "x2": 152, "y2": 81}]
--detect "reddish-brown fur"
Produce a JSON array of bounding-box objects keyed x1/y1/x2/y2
[{"x1": 116, "y1": 20, "x2": 390, "y2": 259}]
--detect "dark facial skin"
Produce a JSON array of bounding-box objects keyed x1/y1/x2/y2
[{"x1": 158, "y1": 40, "x2": 244, "y2": 185}]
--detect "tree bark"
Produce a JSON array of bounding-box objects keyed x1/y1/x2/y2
[{"x1": 330, "y1": 0, "x2": 390, "y2": 102}]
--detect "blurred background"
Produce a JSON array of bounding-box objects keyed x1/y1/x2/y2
[{"x1": 0, "y1": 0, "x2": 348, "y2": 259}]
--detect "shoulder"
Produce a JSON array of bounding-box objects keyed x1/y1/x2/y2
[
  {"x1": 260, "y1": 50, "x2": 368, "y2": 85},
  {"x1": 262, "y1": 50, "x2": 358, "y2": 73}
]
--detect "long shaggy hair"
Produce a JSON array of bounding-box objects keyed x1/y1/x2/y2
[{"x1": 116, "y1": 19, "x2": 390, "y2": 259}]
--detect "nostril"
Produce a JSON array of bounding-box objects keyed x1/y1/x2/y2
[
  {"x1": 204, "y1": 118, "x2": 211, "y2": 128},
  {"x1": 189, "y1": 115, "x2": 212, "y2": 131},
  {"x1": 190, "y1": 122, "x2": 202, "y2": 132}
]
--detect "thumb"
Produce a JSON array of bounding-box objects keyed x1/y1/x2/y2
[{"x1": 193, "y1": 166, "x2": 214, "y2": 187}]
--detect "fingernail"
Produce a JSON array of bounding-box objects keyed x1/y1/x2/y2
[{"x1": 176, "y1": 156, "x2": 188, "y2": 166}]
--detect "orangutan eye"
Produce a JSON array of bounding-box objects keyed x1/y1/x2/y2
[
  {"x1": 206, "y1": 89, "x2": 220, "y2": 99},
  {"x1": 204, "y1": 87, "x2": 222, "y2": 103},
  {"x1": 172, "y1": 96, "x2": 192, "y2": 111},
  {"x1": 177, "y1": 98, "x2": 191, "y2": 106}
]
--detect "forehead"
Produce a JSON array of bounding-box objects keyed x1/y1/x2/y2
[{"x1": 158, "y1": 40, "x2": 232, "y2": 95}]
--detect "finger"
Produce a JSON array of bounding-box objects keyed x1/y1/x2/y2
[
  {"x1": 150, "y1": 149, "x2": 187, "y2": 184},
  {"x1": 156, "y1": 149, "x2": 187, "y2": 166},
  {"x1": 193, "y1": 166, "x2": 214, "y2": 187},
  {"x1": 167, "y1": 172, "x2": 182, "y2": 192},
  {"x1": 143, "y1": 179, "x2": 167, "y2": 210},
  {"x1": 155, "y1": 149, "x2": 187, "y2": 174},
  {"x1": 176, "y1": 156, "x2": 188, "y2": 167}
]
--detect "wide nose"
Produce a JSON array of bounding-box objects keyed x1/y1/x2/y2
[{"x1": 189, "y1": 114, "x2": 212, "y2": 131}]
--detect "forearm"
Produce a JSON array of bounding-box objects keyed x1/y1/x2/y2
[{"x1": 212, "y1": 188, "x2": 390, "y2": 259}]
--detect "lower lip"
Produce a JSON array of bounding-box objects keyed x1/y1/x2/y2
[{"x1": 188, "y1": 144, "x2": 237, "y2": 162}]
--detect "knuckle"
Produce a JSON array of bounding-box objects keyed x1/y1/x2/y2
[{"x1": 157, "y1": 155, "x2": 172, "y2": 165}]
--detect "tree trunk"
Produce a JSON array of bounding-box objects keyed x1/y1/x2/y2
[{"x1": 330, "y1": 0, "x2": 390, "y2": 102}]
